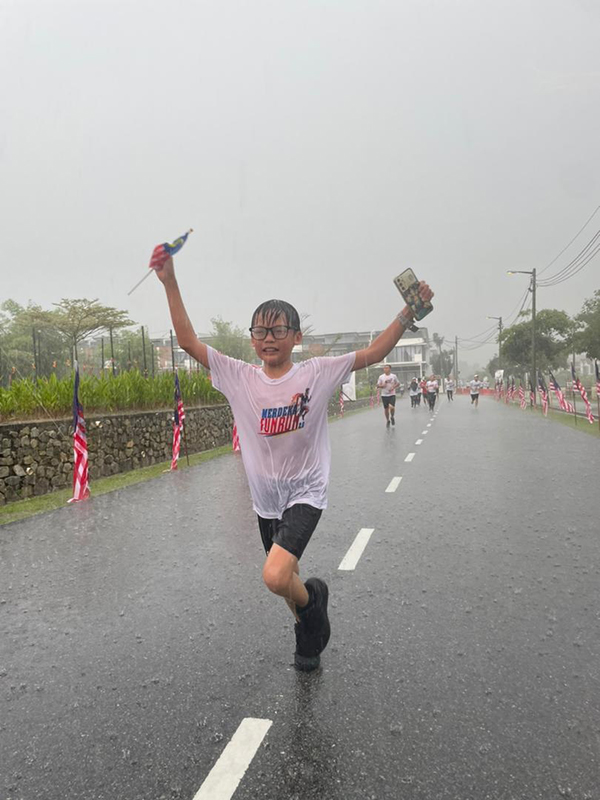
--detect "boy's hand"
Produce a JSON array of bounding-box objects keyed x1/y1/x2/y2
[{"x1": 155, "y1": 256, "x2": 176, "y2": 285}]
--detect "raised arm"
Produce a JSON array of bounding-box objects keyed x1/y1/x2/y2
[
  {"x1": 155, "y1": 257, "x2": 209, "y2": 368},
  {"x1": 353, "y1": 281, "x2": 433, "y2": 370}
]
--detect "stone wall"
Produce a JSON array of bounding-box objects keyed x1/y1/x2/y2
[
  {"x1": 0, "y1": 405, "x2": 233, "y2": 506},
  {"x1": 0, "y1": 397, "x2": 374, "y2": 506}
]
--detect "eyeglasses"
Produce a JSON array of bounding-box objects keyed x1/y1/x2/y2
[{"x1": 249, "y1": 325, "x2": 297, "y2": 341}]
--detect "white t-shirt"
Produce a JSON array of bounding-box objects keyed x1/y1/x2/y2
[
  {"x1": 470, "y1": 379, "x2": 482, "y2": 394},
  {"x1": 208, "y1": 347, "x2": 356, "y2": 519},
  {"x1": 377, "y1": 373, "x2": 399, "y2": 396},
  {"x1": 446, "y1": 379, "x2": 455, "y2": 391},
  {"x1": 426, "y1": 380, "x2": 438, "y2": 393}
]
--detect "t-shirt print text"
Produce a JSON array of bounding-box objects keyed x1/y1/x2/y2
[{"x1": 259, "y1": 387, "x2": 311, "y2": 437}]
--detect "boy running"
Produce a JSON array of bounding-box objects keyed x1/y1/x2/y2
[{"x1": 156, "y1": 257, "x2": 433, "y2": 671}]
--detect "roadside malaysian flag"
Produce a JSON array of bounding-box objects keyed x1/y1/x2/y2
[
  {"x1": 571, "y1": 364, "x2": 595, "y2": 424},
  {"x1": 549, "y1": 371, "x2": 575, "y2": 413},
  {"x1": 68, "y1": 365, "x2": 90, "y2": 503},
  {"x1": 538, "y1": 372, "x2": 549, "y2": 416},
  {"x1": 232, "y1": 422, "x2": 240, "y2": 452},
  {"x1": 150, "y1": 230, "x2": 192, "y2": 271},
  {"x1": 518, "y1": 382, "x2": 526, "y2": 409},
  {"x1": 170, "y1": 371, "x2": 186, "y2": 470},
  {"x1": 595, "y1": 360, "x2": 600, "y2": 397},
  {"x1": 339, "y1": 389, "x2": 344, "y2": 417}
]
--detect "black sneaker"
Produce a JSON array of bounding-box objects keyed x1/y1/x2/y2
[
  {"x1": 294, "y1": 578, "x2": 330, "y2": 671},
  {"x1": 390, "y1": 416, "x2": 395, "y2": 426}
]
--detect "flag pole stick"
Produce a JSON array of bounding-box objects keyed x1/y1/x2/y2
[{"x1": 127, "y1": 270, "x2": 153, "y2": 297}]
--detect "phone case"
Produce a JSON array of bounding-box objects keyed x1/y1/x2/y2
[{"x1": 393, "y1": 269, "x2": 433, "y2": 321}]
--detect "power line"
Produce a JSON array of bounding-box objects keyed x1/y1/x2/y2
[
  {"x1": 538, "y1": 202, "x2": 600, "y2": 276},
  {"x1": 538, "y1": 235, "x2": 600, "y2": 287}
]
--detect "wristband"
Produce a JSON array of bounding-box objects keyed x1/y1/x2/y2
[{"x1": 397, "y1": 310, "x2": 416, "y2": 331}]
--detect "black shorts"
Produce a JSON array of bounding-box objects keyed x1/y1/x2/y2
[
  {"x1": 471, "y1": 393, "x2": 479, "y2": 400},
  {"x1": 381, "y1": 395, "x2": 396, "y2": 408},
  {"x1": 257, "y1": 503, "x2": 322, "y2": 560}
]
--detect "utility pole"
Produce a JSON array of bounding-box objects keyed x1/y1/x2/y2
[
  {"x1": 454, "y1": 336, "x2": 458, "y2": 384},
  {"x1": 531, "y1": 268, "x2": 537, "y2": 406},
  {"x1": 141, "y1": 326, "x2": 148, "y2": 377},
  {"x1": 170, "y1": 329, "x2": 176, "y2": 372},
  {"x1": 109, "y1": 327, "x2": 116, "y2": 377},
  {"x1": 507, "y1": 269, "x2": 537, "y2": 404},
  {"x1": 487, "y1": 316, "x2": 503, "y2": 372}
]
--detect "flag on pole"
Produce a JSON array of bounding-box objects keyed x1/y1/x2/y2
[
  {"x1": 595, "y1": 360, "x2": 600, "y2": 398},
  {"x1": 538, "y1": 372, "x2": 549, "y2": 417},
  {"x1": 529, "y1": 378, "x2": 536, "y2": 408},
  {"x1": 68, "y1": 364, "x2": 90, "y2": 503},
  {"x1": 571, "y1": 364, "x2": 595, "y2": 424},
  {"x1": 339, "y1": 389, "x2": 344, "y2": 417},
  {"x1": 549, "y1": 372, "x2": 575, "y2": 413},
  {"x1": 170, "y1": 371, "x2": 186, "y2": 470},
  {"x1": 232, "y1": 422, "x2": 240, "y2": 451},
  {"x1": 150, "y1": 230, "x2": 193, "y2": 271},
  {"x1": 518, "y1": 382, "x2": 526, "y2": 409}
]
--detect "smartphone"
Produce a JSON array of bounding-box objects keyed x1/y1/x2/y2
[{"x1": 393, "y1": 268, "x2": 433, "y2": 321}]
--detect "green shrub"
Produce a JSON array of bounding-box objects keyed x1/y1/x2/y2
[{"x1": 0, "y1": 370, "x2": 223, "y2": 421}]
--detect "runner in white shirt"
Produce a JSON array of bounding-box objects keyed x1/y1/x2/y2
[
  {"x1": 445, "y1": 377, "x2": 455, "y2": 402},
  {"x1": 155, "y1": 253, "x2": 433, "y2": 671},
  {"x1": 409, "y1": 377, "x2": 421, "y2": 408},
  {"x1": 470, "y1": 374, "x2": 483, "y2": 406},
  {"x1": 376, "y1": 365, "x2": 400, "y2": 427},
  {"x1": 426, "y1": 375, "x2": 439, "y2": 411}
]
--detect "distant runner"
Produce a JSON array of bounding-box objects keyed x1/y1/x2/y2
[
  {"x1": 377, "y1": 365, "x2": 400, "y2": 428},
  {"x1": 470, "y1": 374, "x2": 483, "y2": 407},
  {"x1": 446, "y1": 377, "x2": 455, "y2": 402}
]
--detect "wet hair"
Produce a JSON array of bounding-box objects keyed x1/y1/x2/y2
[{"x1": 251, "y1": 299, "x2": 300, "y2": 331}]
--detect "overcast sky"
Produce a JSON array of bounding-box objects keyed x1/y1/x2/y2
[{"x1": 1, "y1": 0, "x2": 599, "y2": 366}]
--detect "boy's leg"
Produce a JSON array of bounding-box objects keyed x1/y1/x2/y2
[{"x1": 262, "y1": 543, "x2": 308, "y2": 616}]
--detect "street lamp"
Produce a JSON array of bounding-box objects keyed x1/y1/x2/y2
[
  {"x1": 507, "y1": 269, "x2": 537, "y2": 404},
  {"x1": 486, "y1": 315, "x2": 503, "y2": 372}
]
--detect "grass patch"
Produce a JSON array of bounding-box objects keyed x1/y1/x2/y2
[
  {"x1": 0, "y1": 445, "x2": 233, "y2": 527},
  {"x1": 544, "y1": 407, "x2": 600, "y2": 438},
  {"x1": 502, "y1": 400, "x2": 600, "y2": 438}
]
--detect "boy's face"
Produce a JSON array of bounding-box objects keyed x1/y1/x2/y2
[
  {"x1": 250, "y1": 313, "x2": 302, "y2": 367},
  {"x1": 383, "y1": 366, "x2": 391, "y2": 375}
]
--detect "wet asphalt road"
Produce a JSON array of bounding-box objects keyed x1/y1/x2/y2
[{"x1": 1, "y1": 395, "x2": 599, "y2": 800}]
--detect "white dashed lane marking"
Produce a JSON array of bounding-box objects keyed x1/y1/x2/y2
[
  {"x1": 385, "y1": 477, "x2": 402, "y2": 493},
  {"x1": 422, "y1": 430, "x2": 428, "y2": 435},
  {"x1": 405, "y1": 453, "x2": 415, "y2": 462},
  {"x1": 193, "y1": 717, "x2": 272, "y2": 800},
  {"x1": 415, "y1": 439, "x2": 423, "y2": 445},
  {"x1": 338, "y1": 528, "x2": 375, "y2": 571}
]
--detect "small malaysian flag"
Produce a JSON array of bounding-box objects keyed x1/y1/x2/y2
[
  {"x1": 549, "y1": 371, "x2": 575, "y2": 413},
  {"x1": 339, "y1": 389, "x2": 344, "y2": 417},
  {"x1": 595, "y1": 360, "x2": 600, "y2": 398},
  {"x1": 538, "y1": 372, "x2": 549, "y2": 417},
  {"x1": 68, "y1": 365, "x2": 90, "y2": 503},
  {"x1": 518, "y1": 382, "x2": 526, "y2": 409},
  {"x1": 170, "y1": 371, "x2": 186, "y2": 470},
  {"x1": 232, "y1": 422, "x2": 240, "y2": 452},
  {"x1": 571, "y1": 364, "x2": 595, "y2": 424},
  {"x1": 150, "y1": 230, "x2": 193, "y2": 271}
]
